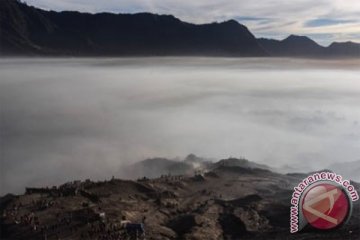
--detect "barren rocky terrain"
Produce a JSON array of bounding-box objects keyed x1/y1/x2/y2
[{"x1": 1, "y1": 158, "x2": 359, "y2": 240}]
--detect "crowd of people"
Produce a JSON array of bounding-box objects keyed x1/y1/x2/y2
[
  {"x1": 80, "y1": 217, "x2": 145, "y2": 240},
  {"x1": 3, "y1": 200, "x2": 146, "y2": 240},
  {"x1": 3, "y1": 204, "x2": 42, "y2": 232}
]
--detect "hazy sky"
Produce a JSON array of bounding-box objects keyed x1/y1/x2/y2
[{"x1": 23, "y1": 0, "x2": 360, "y2": 46}]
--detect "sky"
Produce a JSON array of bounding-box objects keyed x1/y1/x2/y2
[{"x1": 23, "y1": 0, "x2": 360, "y2": 46}]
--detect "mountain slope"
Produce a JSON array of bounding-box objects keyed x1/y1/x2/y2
[
  {"x1": 1, "y1": 162, "x2": 359, "y2": 239},
  {"x1": 0, "y1": 0, "x2": 266, "y2": 56}
]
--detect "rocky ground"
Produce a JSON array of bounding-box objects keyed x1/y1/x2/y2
[{"x1": 1, "y1": 159, "x2": 359, "y2": 240}]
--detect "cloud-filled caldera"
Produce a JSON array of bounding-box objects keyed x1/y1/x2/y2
[
  {"x1": 23, "y1": 0, "x2": 360, "y2": 45},
  {"x1": 1, "y1": 57, "x2": 360, "y2": 194}
]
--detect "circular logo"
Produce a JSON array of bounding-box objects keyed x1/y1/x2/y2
[{"x1": 301, "y1": 183, "x2": 350, "y2": 230}]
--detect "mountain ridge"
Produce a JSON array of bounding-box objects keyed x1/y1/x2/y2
[
  {"x1": 1, "y1": 0, "x2": 359, "y2": 57},
  {"x1": 0, "y1": 0, "x2": 266, "y2": 56},
  {"x1": 258, "y1": 35, "x2": 360, "y2": 57}
]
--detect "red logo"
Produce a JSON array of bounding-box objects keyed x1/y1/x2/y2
[{"x1": 301, "y1": 183, "x2": 350, "y2": 230}]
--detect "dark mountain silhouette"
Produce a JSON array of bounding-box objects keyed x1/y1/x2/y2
[
  {"x1": 258, "y1": 35, "x2": 324, "y2": 56},
  {"x1": 0, "y1": 0, "x2": 359, "y2": 58},
  {"x1": 327, "y1": 41, "x2": 360, "y2": 57},
  {"x1": 258, "y1": 35, "x2": 360, "y2": 57},
  {"x1": 0, "y1": 0, "x2": 266, "y2": 56}
]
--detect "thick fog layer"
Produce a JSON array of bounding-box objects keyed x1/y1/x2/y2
[{"x1": 1, "y1": 57, "x2": 360, "y2": 194}]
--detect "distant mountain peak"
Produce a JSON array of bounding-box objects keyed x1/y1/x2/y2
[
  {"x1": 329, "y1": 41, "x2": 358, "y2": 47},
  {"x1": 214, "y1": 157, "x2": 270, "y2": 170},
  {"x1": 221, "y1": 19, "x2": 240, "y2": 25},
  {"x1": 185, "y1": 154, "x2": 201, "y2": 162},
  {"x1": 286, "y1": 34, "x2": 309, "y2": 39},
  {"x1": 282, "y1": 34, "x2": 319, "y2": 45},
  {"x1": 327, "y1": 41, "x2": 360, "y2": 56}
]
